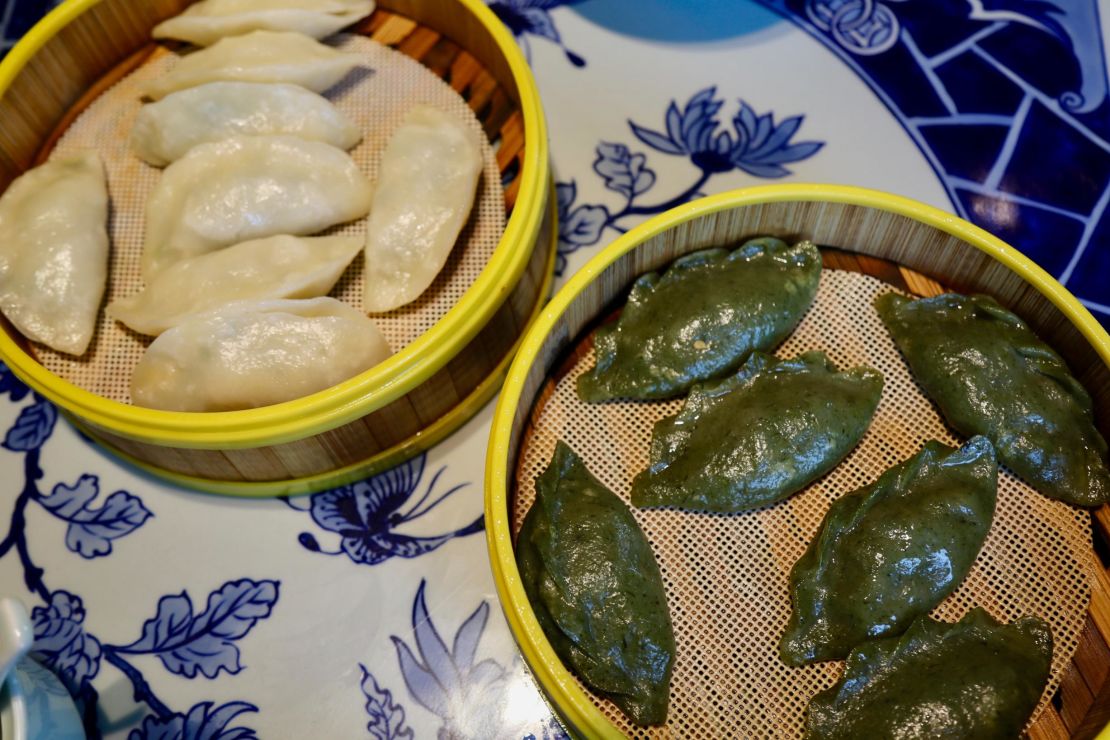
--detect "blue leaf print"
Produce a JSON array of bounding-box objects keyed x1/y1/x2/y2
[
  {"x1": 4, "y1": 399, "x2": 57, "y2": 451},
  {"x1": 38, "y1": 475, "x2": 153, "y2": 558},
  {"x1": 488, "y1": 0, "x2": 586, "y2": 67},
  {"x1": 360, "y1": 666, "x2": 414, "y2": 740},
  {"x1": 120, "y1": 579, "x2": 280, "y2": 679},
  {"x1": 560, "y1": 203, "x2": 609, "y2": 247},
  {"x1": 30, "y1": 591, "x2": 102, "y2": 696},
  {"x1": 0, "y1": 362, "x2": 30, "y2": 401},
  {"x1": 128, "y1": 701, "x2": 259, "y2": 740},
  {"x1": 593, "y1": 143, "x2": 656, "y2": 199}
]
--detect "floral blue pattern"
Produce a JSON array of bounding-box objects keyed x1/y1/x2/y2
[
  {"x1": 555, "y1": 86, "x2": 824, "y2": 273},
  {"x1": 0, "y1": 366, "x2": 278, "y2": 739},
  {"x1": 487, "y1": 0, "x2": 586, "y2": 67},
  {"x1": 361, "y1": 580, "x2": 569, "y2": 739},
  {"x1": 360, "y1": 667, "x2": 414, "y2": 740},
  {"x1": 287, "y1": 454, "x2": 483, "y2": 565}
]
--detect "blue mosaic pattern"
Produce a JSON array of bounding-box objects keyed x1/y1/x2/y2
[{"x1": 754, "y1": 0, "x2": 1110, "y2": 324}]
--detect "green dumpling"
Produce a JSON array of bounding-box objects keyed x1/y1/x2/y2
[
  {"x1": 780, "y1": 437, "x2": 998, "y2": 666},
  {"x1": 516, "y1": 441, "x2": 675, "y2": 726},
  {"x1": 577, "y1": 237, "x2": 821, "y2": 401},
  {"x1": 876, "y1": 292, "x2": 1110, "y2": 506},
  {"x1": 630, "y1": 351, "x2": 883, "y2": 512},
  {"x1": 805, "y1": 609, "x2": 1052, "y2": 740}
]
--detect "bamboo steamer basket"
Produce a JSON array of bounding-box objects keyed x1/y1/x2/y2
[
  {"x1": 0, "y1": 0, "x2": 554, "y2": 496},
  {"x1": 485, "y1": 185, "x2": 1110, "y2": 739}
]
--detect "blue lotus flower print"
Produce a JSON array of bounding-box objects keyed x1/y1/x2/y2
[
  {"x1": 553, "y1": 87, "x2": 824, "y2": 274},
  {"x1": 488, "y1": 0, "x2": 586, "y2": 67},
  {"x1": 630, "y1": 88, "x2": 824, "y2": 178},
  {"x1": 129, "y1": 701, "x2": 259, "y2": 740},
  {"x1": 30, "y1": 591, "x2": 102, "y2": 695},
  {"x1": 291, "y1": 454, "x2": 483, "y2": 565},
  {"x1": 392, "y1": 580, "x2": 508, "y2": 737}
]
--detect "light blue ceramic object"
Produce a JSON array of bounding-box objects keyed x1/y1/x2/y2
[{"x1": 0, "y1": 598, "x2": 84, "y2": 740}]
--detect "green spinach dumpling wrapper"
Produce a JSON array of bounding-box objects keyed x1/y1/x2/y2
[
  {"x1": 806, "y1": 609, "x2": 1052, "y2": 740},
  {"x1": 516, "y1": 442, "x2": 675, "y2": 726},
  {"x1": 876, "y1": 292, "x2": 1110, "y2": 506},
  {"x1": 780, "y1": 437, "x2": 997, "y2": 666},
  {"x1": 577, "y1": 237, "x2": 821, "y2": 401},
  {"x1": 631, "y1": 351, "x2": 882, "y2": 512}
]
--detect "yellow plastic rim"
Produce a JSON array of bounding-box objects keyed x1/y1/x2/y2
[
  {"x1": 0, "y1": 0, "x2": 549, "y2": 449},
  {"x1": 485, "y1": 183, "x2": 1110, "y2": 737}
]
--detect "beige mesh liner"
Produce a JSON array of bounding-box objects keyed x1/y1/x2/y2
[
  {"x1": 513, "y1": 268, "x2": 1096, "y2": 738},
  {"x1": 38, "y1": 33, "x2": 506, "y2": 403}
]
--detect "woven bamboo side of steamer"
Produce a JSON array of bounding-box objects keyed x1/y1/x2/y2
[
  {"x1": 0, "y1": 0, "x2": 550, "y2": 486},
  {"x1": 506, "y1": 201, "x2": 1110, "y2": 739}
]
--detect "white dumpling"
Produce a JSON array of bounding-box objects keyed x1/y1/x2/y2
[
  {"x1": 0, "y1": 152, "x2": 108, "y2": 356},
  {"x1": 152, "y1": 0, "x2": 375, "y2": 46},
  {"x1": 140, "y1": 30, "x2": 365, "y2": 100},
  {"x1": 142, "y1": 135, "x2": 372, "y2": 279},
  {"x1": 109, "y1": 234, "x2": 361, "y2": 336},
  {"x1": 131, "y1": 81, "x2": 361, "y2": 166},
  {"x1": 363, "y1": 105, "x2": 482, "y2": 312},
  {"x1": 131, "y1": 297, "x2": 390, "y2": 411}
]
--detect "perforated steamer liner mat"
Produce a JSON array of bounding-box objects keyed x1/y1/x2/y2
[
  {"x1": 35, "y1": 33, "x2": 507, "y2": 403},
  {"x1": 511, "y1": 267, "x2": 1097, "y2": 738}
]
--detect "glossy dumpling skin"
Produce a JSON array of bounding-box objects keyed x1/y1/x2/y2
[
  {"x1": 152, "y1": 0, "x2": 375, "y2": 46},
  {"x1": 805, "y1": 609, "x2": 1052, "y2": 740},
  {"x1": 876, "y1": 292, "x2": 1110, "y2": 506},
  {"x1": 141, "y1": 30, "x2": 365, "y2": 101},
  {"x1": 363, "y1": 105, "x2": 482, "y2": 312},
  {"x1": 142, "y1": 135, "x2": 372, "y2": 279},
  {"x1": 780, "y1": 437, "x2": 998, "y2": 666},
  {"x1": 0, "y1": 151, "x2": 108, "y2": 356},
  {"x1": 131, "y1": 297, "x2": 390, "y2": 411},
  {"x1": 577, "y1": 238, "x2": 821, "y2": 401},
  {"x1": 109, "y1": 234, "x2": 361, "y2": 336},
  {"x1": 516, "y1": 442, "x2": 675, "y2": 726},
  {"x1": 131, "y1": 81, "x2": 361, "y2": 166},
  {"x1": 630, "y1": 351, "x2": 883, "y2": 512}
]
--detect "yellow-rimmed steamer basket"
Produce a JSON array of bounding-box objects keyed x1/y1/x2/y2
[
  {"x1": 486, "y1": 185, "x2": 1110, "y2": 738},
  {"x1": 0, "y1": 0, "x2": 553, "y2": 496}
]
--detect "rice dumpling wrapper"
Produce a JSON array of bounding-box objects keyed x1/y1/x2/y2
[
  {"x1": 516, "y1": 442, "x2": 675, "y2": 726},
  {"x1": 630, "y1": 351, "x2": 883, "y2": 512},
  {"x1": 577, "y1": 237, "x2": 821, "y2": 401},
  {"x1": 876, "y1": 292, "x2": 1110, "y2": 506},
  {"x1": 780, "y1": 437, "x2": 998, "y2": 666},
  {"x1": 805, "y1": 609, "x2": 1052, "y2": 740}
]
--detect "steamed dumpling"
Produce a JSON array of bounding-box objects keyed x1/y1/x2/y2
[
  {"x1": 780, "y1": 438, "x2": 998, "y2": 666},
  {"x1": 0, "y1": 151, "x2": 108, "y2": 356},
  {"x1": 109, "y1": 234, "x2": 361, "y2": 335},
  {"x1": 142, "y1": 135, "x2": 372, "y2": 279},
  {"x1": 630, "y1": 352, "x2": 883, "y2": 512},
  {"x1": 152, "y1": 0, "x2": 375, "y2": 46},
  {"x1": 363, "y1": 105, "x2": 482, "y2": 312},
  {"x1": 131, "y1": 297, "x2": 390, "y2": 411},
  {"x1": 876, "y1": 292, "x2": 1110, "y2": 506},
  {"x1": 805, "y1": 609, "x2": 1052, "y2": 739},
  {"x1": 577, "y1": 238, "x2": 822, "y2": 401},
  {"x1": 140, "y1": 30, "x2": 365, "y2": 100},
  {"x1": 132, "y1": 81, "x2": 361, "y2": 166},
  {"x1": 517, "y1": 442, "x2": 675, "y2": 726}
]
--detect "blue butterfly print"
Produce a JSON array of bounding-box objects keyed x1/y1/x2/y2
[
  {"x1": 289, "y1": 454, "x2": 483, "y2": 565},
  {"x1": 488, "y1": 0, "x2": 587, "y2": 67}
]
